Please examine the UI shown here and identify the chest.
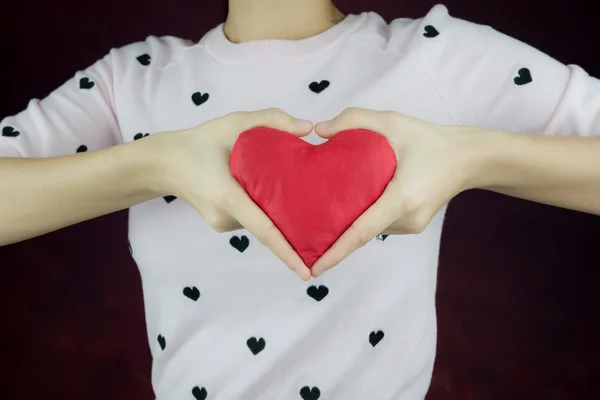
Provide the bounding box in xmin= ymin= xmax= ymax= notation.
xmin=121 ymin=51 xmax=451 ymax=283
xmin=116 ymin=50 xmax=452 ymax=144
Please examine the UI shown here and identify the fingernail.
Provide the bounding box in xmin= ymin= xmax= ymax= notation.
xmin=312 ymin=269 xmax=323 ymax=277
xmin=316 ymin=121 xmax=331 ymax=131
xmin=295 ymin=119 xmax=313 ymax=129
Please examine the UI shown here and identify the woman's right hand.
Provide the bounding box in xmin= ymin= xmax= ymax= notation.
xmin=147 ymin=108 xmax=314 ymax=280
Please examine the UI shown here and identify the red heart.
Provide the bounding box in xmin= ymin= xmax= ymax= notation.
xmin=230 ymin=126 xmax=396 ymax=267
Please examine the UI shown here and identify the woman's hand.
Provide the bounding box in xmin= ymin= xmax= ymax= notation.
xmin=146 ymin=108 xmax=314 ymax=280
xmin=310 ymin=107 xmax=479 ymax=277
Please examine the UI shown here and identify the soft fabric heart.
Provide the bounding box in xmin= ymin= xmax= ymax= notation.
xmin=230 ymin=126 xmax=396 ymax=268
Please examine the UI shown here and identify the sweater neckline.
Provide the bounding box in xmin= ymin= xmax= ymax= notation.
xmin=201 ymin=13 xmax=368 ymax=64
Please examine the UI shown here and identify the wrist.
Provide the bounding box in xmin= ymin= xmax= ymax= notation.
xmin=462 ymin=127 xmax=526 ymax=190
xmin=450 ymin=126 xmax=517 ymax=191
xmin=123 ymin=134 xmax=174 ymax=198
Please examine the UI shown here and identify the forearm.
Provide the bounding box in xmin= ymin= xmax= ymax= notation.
xmin=0 ymin=139 xmax=167 ymax=246
xmin=467 ymin=129 xmax=600 ymax=215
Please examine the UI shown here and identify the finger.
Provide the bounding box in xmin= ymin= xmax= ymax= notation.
xmin=196 ymin=202 xmax=244 ymax=232
xmin=311 ymin=180 xmax=400 ymax=277
xmin=223 ymin=180 xmax=312 ymax=281
xmin=221 ymin=108 xmax=313 ymax=145
xmin=314 ymin=107 xmax=398 ymax=139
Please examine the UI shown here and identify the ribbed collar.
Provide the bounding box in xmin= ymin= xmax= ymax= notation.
xmin=201 ymin=13 xmax=367 ymax=64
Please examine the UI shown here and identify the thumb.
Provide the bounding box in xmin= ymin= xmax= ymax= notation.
xmin=315 ymin=107 xmax=393 ymax=139
xmin=236 ymin=108 xmax=313 ymax=138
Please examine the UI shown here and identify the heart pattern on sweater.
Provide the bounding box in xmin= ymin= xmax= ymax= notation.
xmin=0 ymin=22 xmax=547 ymax=399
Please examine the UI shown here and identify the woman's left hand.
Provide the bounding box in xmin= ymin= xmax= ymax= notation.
xmin=311 ymin=107 xmax=481 ymax=277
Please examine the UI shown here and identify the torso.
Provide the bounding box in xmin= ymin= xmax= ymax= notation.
xmin=120 ymin=8 xmax=453 ymax=399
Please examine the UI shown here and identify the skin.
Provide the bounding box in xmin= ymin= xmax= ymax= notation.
xmin=1 ymin=0 xmax=598 ymax=282
xmin=310 ymin=109 xmax=600 ymax=276
xmin=0 ymin=109 xmax=315 ymax=281
xmin=225 ymin=0 xmax=345 ymax=42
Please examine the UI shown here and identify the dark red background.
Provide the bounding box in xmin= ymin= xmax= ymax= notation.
xmin=1 ymin=1 xmax=599 ymax=399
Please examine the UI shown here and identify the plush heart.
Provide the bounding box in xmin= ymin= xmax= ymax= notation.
xmin=230 ymin=126 xmax=396 ymax=267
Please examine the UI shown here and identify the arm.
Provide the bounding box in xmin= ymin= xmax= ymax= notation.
xmin=466 ymin=129 xmax=600 ymax=215
xmin=0 ymin=141 xmax=163 ymax=246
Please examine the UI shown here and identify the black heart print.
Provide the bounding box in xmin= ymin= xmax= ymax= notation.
xmin=369 ymin=330 xmax=385 ymax=347
xmin=192 ymin=92 xmax=210 ymax=106
xmin=183 ymin=286 xmax=200 ymax=301
xmin=247 ymin=337 xmax=266 ymax=355
xmin=192 ymin=386 xmax=208 ymax=400
xmin=136 ymin=54 xmax=151 ymax=66
xmin=230 ymin=235 xmax=249 ymax=252
xmin=376 ymin=234 xmax=389 ymax=241
xmin=2 ymin=126 xmax=20 ymax=137
xmin=163 ymin=195 xmax=177 ymax=204
xmin=423 ymin=25 xmax=440 ymax=38
xmin=306 ymin=285 xmax=329 ymax=302
xmin=299 ymin=386 xmax=321 ymax=400
xmin=309 ymin=80 xmax=330 ymax=94
xmin=134 ymin=132 xmax=149 ymax=140
xmin=79 ymin=77 xmax=95 ymax=89
xmin=514 ymin=68 xmax=533 ymax=85
xmin=76 ymin=145 xmax=88 ymax=153
xmin=157 ymin=334 xmax=166 ymax=350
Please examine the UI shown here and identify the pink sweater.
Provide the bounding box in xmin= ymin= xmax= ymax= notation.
xmin=1 ymin=4 xmax=599 ymax=399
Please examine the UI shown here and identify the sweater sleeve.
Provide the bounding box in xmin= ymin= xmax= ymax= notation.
xmin=416 ymin=4 xmax=600 ymax=138
xmin=0 ymin=52 xmax=122 ymax=158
